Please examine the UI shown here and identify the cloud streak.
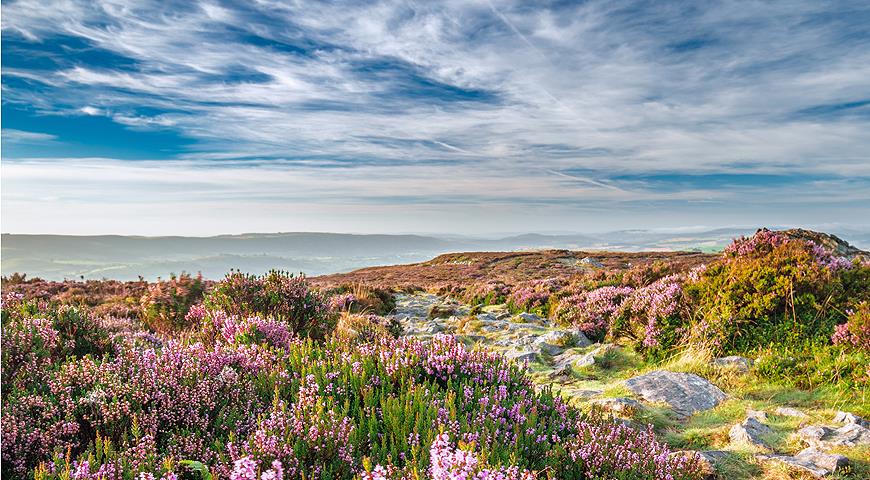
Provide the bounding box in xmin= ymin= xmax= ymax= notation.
xmin=1 ymin=0 xmax=869 ymax=234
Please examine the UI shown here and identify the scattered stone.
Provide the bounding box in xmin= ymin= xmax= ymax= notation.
xmin=580 ymin=256 xmax=604 ymax=268
xmin=533 ymin=339 xmax=564 ymax=356
xmin=624 ymin=370 xmax=727 ymax=417
xmin=505 ymin=349 xmax=538 ymax=364
xmin=758 ymin=447 xmax=848 ymax=478
xmin=591 ymin=397 xmax=644 ymax=416
xmin=536 ymin=330 xmax=577 ymax=348
xmin=729 ymin=417 xmax=773 ymax=450
xmin=746 ymin=409 xmax=768 ymax=422
xmin=775 ymin=407 xmax=809 ymax=419
xmin=833 ymin=411 xmax=868 ymax=427
xmin=495 ymin=312 xmax=511 ymax=320
xmin=712 ymin=356 xmax=753 ymax=373
xmin=514 ymin=312 xmax=546 ymax=324
xmin=425 ymin=322 xmax=443 ymax=333
xmin=798 ymin=422 xmax=870 ymax=448
xmin=475 ymin=313 xmax=499 ymax=322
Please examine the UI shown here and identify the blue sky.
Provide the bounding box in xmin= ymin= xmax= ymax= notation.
xmin=2 ymin=0 xmax=869 ymax=235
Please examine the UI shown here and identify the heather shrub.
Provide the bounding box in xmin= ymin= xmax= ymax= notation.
xmin=506 ymin=278 xmax=564 ymax=315
xmin=139 ymin=272 xmax=205 ymax=334
xmin=609 ymin=275 xmax=687 ymax=359
xmin=553 ymin=286 xmax=633 ymax=342
xmin=3 ymin=293 xmax=700 ymax=479
xmin=205 ymin=270 xmax=335 ymax=340
xmin=334 ymin=312 xmax=403 ymax=343
xmin=327 ymin=284 xmax=397 ymax=315
xmin=684 ymin=230 xmax=866 ymax=353
xmin=832 ymin=301 xmax=870 ymax=351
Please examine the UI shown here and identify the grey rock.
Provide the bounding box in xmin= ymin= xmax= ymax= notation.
xmin=425 ymin=322 xmax=445 ymax=334
xmin=514 ymin=312 xmax=546 ymax=324
xmin=536 ymin=330 xmax=577 ymax=347
xmin=580 ymin=256 xmax=604 ymax=268
xmin=712 ymin=356 xmax=753 ymax=373
xmin=758 ymin=447 xmax=848 ymax=478
xmin=534 ymin=340 xmax=565 ymax=356
xmin=799 ymin=422 xmax=870 ymax=448
xmin=747 ymin=409 xmax=769 ymax=422
xmin=729 ymin=417 xmax=773 ymax=449
xmin=505 ymin=349 xmax=538 ymax=364
xmin=475 ymin=313 xmax=499 ymax=322
xmin=624 ymin=370 xmax=727 ymax=418
xmin=833 ymin=411 xmax=868 ymax=427
xmin=775 ymin=407 xmax=809 ymax=419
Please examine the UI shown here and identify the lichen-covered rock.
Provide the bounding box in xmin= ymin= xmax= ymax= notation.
xmin=505 ymin=349 xmax=538 ymax=363
xmin=514 ymin=312 xmax=546 ymax=324
xmin=833 ymin=411 xmax=868 ymax=427
xmin=798 ymin=422 xmax=870 ymax=448
xmin=729 ymin=417 xmax=773 ymax=450
xmin=757 ymin=447 xmax=848 ymax=478
xmin=624 ymin=370 xmax=727 ymax=417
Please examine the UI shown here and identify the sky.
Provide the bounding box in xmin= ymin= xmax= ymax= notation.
xmin=2 ymin=0 xmax=869 ymax=236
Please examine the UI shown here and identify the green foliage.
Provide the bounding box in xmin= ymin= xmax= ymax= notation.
xmin=138 ymin=272 xmax=205 ymax=334
xmin=205 ymin=269 xmax=335 ymax=340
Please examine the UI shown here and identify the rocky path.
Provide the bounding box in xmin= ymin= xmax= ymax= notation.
xmin=388 ymin=293 xmax=870 ymax=478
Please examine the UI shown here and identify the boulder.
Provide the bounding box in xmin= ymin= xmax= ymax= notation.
xmin=580 ymin=256 xmax=604 ymax=268
xmin=798 ymin=422 xmax=870 ymax=448
xmin=729 ymin=417 xmax=773 ymax=450
xmin=775 ymin=407 xmax=809 ymax=419
xmin=712 ymin=356 xmax=752 ymax=373
xmin=536 ymin=329 xmax=581 ymax=348
xmin=757 ymin=447 xmax=848 ymax=478
xmin=833 ymin=411 xmax=868 ymax=427
xmin=624 ymin=370 xmax=727 ymax=418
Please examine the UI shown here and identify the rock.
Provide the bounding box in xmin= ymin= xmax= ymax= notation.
xmin=580 ymin=256 xmax=604 ymax=268
xmin=514 ymin=312 xmax=546 ymax=324
xmin=758 ymin=447 xmax=848 ymax=478
xmin=533 ymin=340 xmax=564 ymax=356
xmin=591 ymin=397 xmax=644 ymax=416
xmin=712 ymin=356 xmax=753 ymax=373
xmin=536 ymin=330 xmax=577 ymax=348
xmin=425 ymin=322 xmax=445 ymax=334
xmin=675 ymin=451 xmax=729 ymax=480
xmin=505 ymin=349 xmax=538 ymax=364
xmin=746 ymin=409 xmax=768 ymax=422
xmin=833 ymin=411 xmax=868 ymax=427
xmin=729 ymin=417 xmax=773 ymax=450
xmin=798 ymin=422 xmax=870 ymax=448
xmin=775 ymin=407 xmax=809 ymax=419
xmin=475 ymin=313 xmax=499 ymax=322
xmin=624 ymin=370 xmax=727 ymax=418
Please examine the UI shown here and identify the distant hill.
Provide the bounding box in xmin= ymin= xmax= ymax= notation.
xmin=3 ymin=227 xmax=867 ymax=280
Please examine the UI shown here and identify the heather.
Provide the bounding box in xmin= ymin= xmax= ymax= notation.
xmin=0 ymin=286 xmax=700 ymax=479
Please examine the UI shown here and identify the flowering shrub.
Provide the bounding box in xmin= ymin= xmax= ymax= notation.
xmin=1 ymin=294 xmax=699 ymax=480
xmin=832 ymin=302 xmax=870 ymax=351
xmin=685 ymin=229 xmax=868 ymax=353
xmin=506 ymin=278 xmax=564 ymax=315
xmin=139 ymin=272 xmax=205 ymax=334
xmin=205 ymin=270 xmax=335 ymax=340
xmin=614 ymin=275 xmax=686 ymax=357
xmin=553 ymin=286 xmax=633 ymax=341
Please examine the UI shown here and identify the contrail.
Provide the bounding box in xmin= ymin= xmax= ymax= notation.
xmin=547 ymin=169 xmax=623 ymax=192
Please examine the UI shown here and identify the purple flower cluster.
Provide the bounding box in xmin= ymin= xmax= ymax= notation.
xmin=554 ymin=286 xmax=633 ymax=341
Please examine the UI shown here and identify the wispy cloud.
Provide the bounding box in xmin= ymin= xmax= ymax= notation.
xmin=1 ymin=0 xmax=869 ymax=233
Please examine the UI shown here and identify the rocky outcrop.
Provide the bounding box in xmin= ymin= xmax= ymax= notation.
xmin=729 ymin=417 xmax=772 ymax=450
xmin=591 ymin=397 xmax=644 ymax=416
xmin=624 ymin=370 xmax=726 ymax=418
xmin=757 ymin=448 xmax=848 ymax=478
xmin=780 ymin=228 xmax=869 ymax=262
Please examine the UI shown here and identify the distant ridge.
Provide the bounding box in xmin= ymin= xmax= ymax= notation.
xmin=3 ymin=228 xmax=867 ymax=281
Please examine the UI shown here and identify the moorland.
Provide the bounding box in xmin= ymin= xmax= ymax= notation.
xmin=2 ymin=228 xmax=868 ymax=479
